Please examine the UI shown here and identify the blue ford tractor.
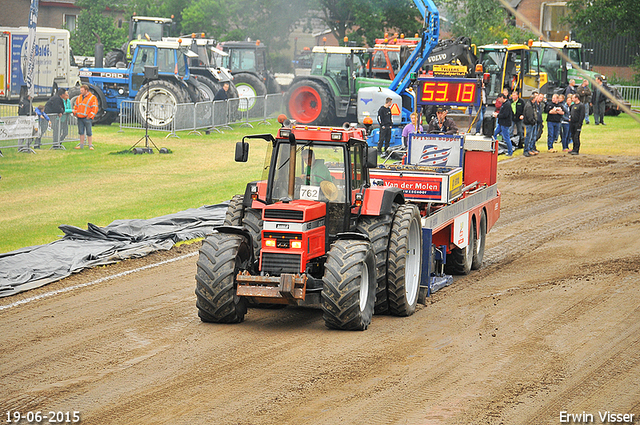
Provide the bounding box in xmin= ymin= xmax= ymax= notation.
xmin=72 ymin=40 xmax=210 ymax=127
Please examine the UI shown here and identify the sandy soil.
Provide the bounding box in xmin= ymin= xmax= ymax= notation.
xmin=1 ymin=152 xmax=639 ymax=425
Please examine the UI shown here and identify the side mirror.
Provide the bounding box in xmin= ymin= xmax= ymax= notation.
xmin=366 ymin=147 xmax=378 ymax=168
xmin=235 ymin=141 xmax=249 ymax=162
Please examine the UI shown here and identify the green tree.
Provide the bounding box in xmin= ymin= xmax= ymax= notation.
xmin=438 ymin=0 xmax=535 ymax=46
xmin=313 ymin=0 xmax=422 ymax=47
xmin=69 ymin=0 xmax=127 ymax=56
xmin=566 ymin=0 xmax=640 ymax=44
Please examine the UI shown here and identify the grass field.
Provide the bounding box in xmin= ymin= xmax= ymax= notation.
xmin=1 ymin=113 xmax=638 ymax=254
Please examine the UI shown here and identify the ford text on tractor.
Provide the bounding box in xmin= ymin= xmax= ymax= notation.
xmin=194 ymin=77 xmax=501 ymax=330
xmin=75 ymin=40 xmax=209 ymax=127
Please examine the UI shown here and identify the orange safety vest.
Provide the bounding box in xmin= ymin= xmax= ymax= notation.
xmin=74 ymin=92 xmax=99 ymax=119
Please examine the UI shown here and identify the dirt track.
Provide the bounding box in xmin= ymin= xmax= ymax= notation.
xmin=1 ymin=153 xmax=640 ymax=425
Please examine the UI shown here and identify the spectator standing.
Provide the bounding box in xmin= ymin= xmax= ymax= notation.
xmin=33 ymin=106 xmax=50 ymax=149
xmin=576 ymin=80 xmax=591 ymax=124
xmin=569 ymin=94 xmax=585 ymax=155
xmin=511 ymin=90 xmax=525 ymax=148
xmin=522 ymin=93 xmax=538 ymax=157
xmin=535 ymin=92 xmax=544 ymax=146
xmin=214 ymin=82 xmax=229 ymax=101
xmin=402 ymin=112 xmax=423 ymax=147
xmin=377 ymin=97 xmax=393 ymax=155
xmin=564 ymin=79 xmax=576 ymax=98
xmin=545 ymin=94 xmax=563 ymax=152
xmin=427 ymin=107 xmax=458 ymax=135
xmin=474 ymin=82 xmax=487 ymax=134
xmin=558 ymin=94 xmax=571 ymax=152
xmin=592 ymin=76 xmax=607 ymax=125
xmin=495 ymin=95 xmax=514 ymax=157
xmin=44 ymin=88 xmax=66 ymax=148
xmin=492 ymin=93 xmax=507 ymax=139
xmin=61 ymin=90 xmax=73 ymax=142
xmin=73 ymin=84 xmax=98 ymax=150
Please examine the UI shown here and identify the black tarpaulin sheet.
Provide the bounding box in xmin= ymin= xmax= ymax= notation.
xmin=0 ymin=203 xmax=228 ymax=298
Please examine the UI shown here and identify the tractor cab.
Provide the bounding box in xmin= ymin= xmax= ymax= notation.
xmin=237 ymin=124 xmax=375 ymax=245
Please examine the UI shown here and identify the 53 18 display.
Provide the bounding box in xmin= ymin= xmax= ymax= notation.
xmin=417 ymin=77 xmax=480 ymax=107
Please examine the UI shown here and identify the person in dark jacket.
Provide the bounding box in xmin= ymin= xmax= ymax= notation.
xmin=377 ymin=97 xmax=393 ymax=154
xmin=44 ymin=88 xmax=67 ymax=147
xmin=535 ymin=92 xmax=544 ymax=144
xmin=522 ymin=92 xmax=538 ymax=157
xmin=592 ymin=76 xmax=607 ymax=125
xmin=427 ymin=106 xmax=458 ymax=135
xmin=569 ymin=94 xmax=585 ymax=155
xmin=511 ymin=90 xmax=525 ymax=148
xmin=495 ymin=96 xmax=514 ymax=156
xmin=576 ymin=80 xmax=591 ymax=124
xmin=18 ymin=94 xmax=33 ymax=116
xmin=214 ymin=82 xmax=229 ymax=101
xmin=545 ymin=94 xmax=563 ymax=152
xmin=558 ymin=94 xmax=571 ymax=152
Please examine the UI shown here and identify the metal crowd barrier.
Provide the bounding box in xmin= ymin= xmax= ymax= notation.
xmin=0 ymin=111 xmax=79 ymax=155
xmin=118 ymin=93 xmax=285 ymax=136
xmin=612 ymin=85 xmax=640 ymax=109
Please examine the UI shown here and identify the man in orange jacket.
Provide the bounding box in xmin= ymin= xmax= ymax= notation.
xmin=73 ymin=84 xmax=99 ymax=150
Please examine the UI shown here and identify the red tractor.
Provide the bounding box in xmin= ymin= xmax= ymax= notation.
xmin=195 ymin=123 xmax=423 ymax=330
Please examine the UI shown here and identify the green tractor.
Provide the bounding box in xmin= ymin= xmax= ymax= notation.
xmin=284 ymin=46 xmax=397 ymax=125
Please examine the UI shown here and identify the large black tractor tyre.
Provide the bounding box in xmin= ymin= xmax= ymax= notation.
xmin=285 ymin=79 xmax=334 ymax=125
xmin=321 ymin=240 xmax=377 ymax=331
xmin=224 ymin=194 xmax=245 ymax=226
xmin=445 ymin=215 xmax=476 ymax=275
xmin=242 ymin=207 xmax=263 ymax=259
xmin=134 ymin=80 xmax=190 ymax=129
xmin=234 ymin=73 xmax=267 ymax=115
xmin=387 ymin=204 xmax=422 ymax=316
xmin=471 ymin=210 xmax=487 ymax=270
xmin=356 ymin=214 xmax=394 ymax=314
xmin=267 ymin=76 xmax=282 ymax=94
xmin=104 ymin=49 xmax=126 ymax=67
xmin=195 ymin=233 xmax=251 ymax=323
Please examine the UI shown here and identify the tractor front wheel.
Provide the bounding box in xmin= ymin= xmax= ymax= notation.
xmin=195 ymin=233 xmax=250 ymax=323
xmin=322 ymin=240 xmax=377 ymax=331
xmin=387 ymin=204 xmax=422 ymax=316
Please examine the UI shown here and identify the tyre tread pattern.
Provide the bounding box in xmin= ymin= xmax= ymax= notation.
xmin=321 ymin=240 xmax=376 ymax=331
xmin=356 ymin=215 xmax=393 ymax=314
xmin=195 ymin=233 xmax=249 ymax=323
xmin=387 ymin=204 xmax=422 ymax=316
xmin=224 ymin=195 xmax=244 ymax=226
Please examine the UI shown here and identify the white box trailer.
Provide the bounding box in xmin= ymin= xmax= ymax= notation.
xmin=0 ymin=27 xmax=80 ymax=101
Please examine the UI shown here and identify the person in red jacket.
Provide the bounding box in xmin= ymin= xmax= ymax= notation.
xmin=73 ymin=85 xmax=98 ymax=150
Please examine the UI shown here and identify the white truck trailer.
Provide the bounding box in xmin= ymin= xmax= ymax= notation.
xmin=0 ymin=26 xmax=80 ymax=101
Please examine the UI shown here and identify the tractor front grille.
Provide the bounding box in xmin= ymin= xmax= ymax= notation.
xmin=261 ymin=252 xmax=301 ymax=275
xmin=264 ymin=209 xmax=304 ymax=221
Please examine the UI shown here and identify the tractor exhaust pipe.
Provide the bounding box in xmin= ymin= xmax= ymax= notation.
xmin=287 ymin=132 xmax=297 ymax=200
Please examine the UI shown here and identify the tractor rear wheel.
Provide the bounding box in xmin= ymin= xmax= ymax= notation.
xmin=195 ymin=233 xmax=251 ymax=323
xmin=445 ymin=216 xmax=476 ymax=275
xmin=356 ymin=215 xmax=393 ymax=314
xmin=134 ymin=80 xmax=190 ymax=128
xmin=285 ymin=80 xmax=333 ymax=125
xmin=387 ymin=204 xmax=422 ymax=316
xmin=471 ymin=210 xmax=487 ymax=270
xmin=322 ymin=240 xmax=377 ymax=331
xmin=224 ymin=195 xmax=244 ymax=226
xmin=104 ymin=49 xmax=125 ymax=67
